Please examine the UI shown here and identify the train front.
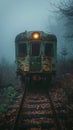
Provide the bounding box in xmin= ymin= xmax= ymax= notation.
xmin=15 ymin=31 xmax=57 ymax=83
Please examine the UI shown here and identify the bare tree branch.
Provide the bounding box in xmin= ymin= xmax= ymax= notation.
xmin=48 ymin=0 xmax=73 ymax=38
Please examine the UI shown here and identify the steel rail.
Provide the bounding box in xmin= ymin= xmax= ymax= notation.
xmin=47 ymin=90 xmax=64 ymax=130
xmin=11 ymin=84 xmax=64 ymax=130
xmin=11 ymin=85 xmax=27 ymax=130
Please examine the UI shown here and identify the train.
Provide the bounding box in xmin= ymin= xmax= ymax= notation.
xmin=15 ymin=31 xmax=57 ymax=85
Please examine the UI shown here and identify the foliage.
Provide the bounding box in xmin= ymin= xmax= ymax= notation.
xmin=6 ymin=86 xmax=17 ymax=99
xmin=0 ymin=58 xmax=16 ymax=87
xmin=0 ymin=104 xmax=8 ymax=113
xmin=57 ymin=57 xmax=73 ymax=76
xmin=0 ymin=86 xmax=17 ymax=113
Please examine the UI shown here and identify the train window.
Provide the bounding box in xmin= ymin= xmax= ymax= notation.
xmin=18 ymin=43 xmax=27 ymax=57
xmin=31 ymin=43 xmax=40 ymax=56
xmin=45 ymin=43 xmax=53 ymax=56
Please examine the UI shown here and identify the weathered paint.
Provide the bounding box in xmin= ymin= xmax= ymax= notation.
xmin=15 ymin=31 xmax=57 ymax=77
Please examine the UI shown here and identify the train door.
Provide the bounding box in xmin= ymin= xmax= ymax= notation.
xmin=30 ymin=42 xmax=41 ymax=71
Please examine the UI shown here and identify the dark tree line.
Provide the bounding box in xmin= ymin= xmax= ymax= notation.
xmin=0 ymin=58 xmax=16 ymax=87
xmin=48 ymin=0 xmax=73 ymax=75
xmin=49 ymin=0 xmax=73 ymax=38
xmin=56 ymin=0 xmax=73 ymax=38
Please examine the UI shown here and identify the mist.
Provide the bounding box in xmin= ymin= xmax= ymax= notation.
xmin=0 ymin=2 xmax=73 ymax=129
xmin=0 ymin=0 xmax=70 ymax=63
xmin=0 ymin=0 xmax=71 ymax=71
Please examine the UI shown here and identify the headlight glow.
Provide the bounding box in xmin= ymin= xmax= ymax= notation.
xmin=33 ymin=32 xmax=40 ymax=39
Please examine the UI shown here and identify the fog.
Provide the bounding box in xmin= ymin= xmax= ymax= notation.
xmin=0 ymin=0 xmax=70 ymax=63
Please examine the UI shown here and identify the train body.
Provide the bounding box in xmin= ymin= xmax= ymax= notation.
xmin=15 ymin=31 xmax=57 ymax=84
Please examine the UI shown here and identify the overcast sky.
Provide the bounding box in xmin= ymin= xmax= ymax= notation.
xmin=0 ymin=0 xmax=65 ymax=63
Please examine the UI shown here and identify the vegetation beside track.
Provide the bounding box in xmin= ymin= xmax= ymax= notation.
xmin=0 ymin=86 xmax=17 ymax=113
xmin=0 ymin=72 xmax=73 ymax=129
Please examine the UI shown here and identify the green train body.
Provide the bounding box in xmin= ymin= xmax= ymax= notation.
xmin=15 ymin=31 xmax=57 ymax=83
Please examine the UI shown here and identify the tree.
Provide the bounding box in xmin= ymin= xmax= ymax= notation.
xmin=49 ymin=0 xmax=73 ymax=38
xmin=0 ymin=58 xmax=16 ymax=87
xmin=57 ymin=0 xmax=73 ymax=38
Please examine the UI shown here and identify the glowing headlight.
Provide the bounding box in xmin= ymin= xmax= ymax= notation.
xmin=33 ymin=32 xmax=40 ymax=39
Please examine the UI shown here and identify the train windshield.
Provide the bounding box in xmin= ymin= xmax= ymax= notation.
xmin=45 ymin=43 xmax=53 ymax=56
xmin=31 ymin=43 xmax=40 ymax=56
xmin=18 ymin=43 xmax=27 ymax=57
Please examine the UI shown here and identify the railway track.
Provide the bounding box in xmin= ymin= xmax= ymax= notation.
xmin=11 ymin=84 xmax=66 ymax=130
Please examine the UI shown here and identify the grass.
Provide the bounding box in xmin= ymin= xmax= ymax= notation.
xmin=0 ymin=86 xmax=17 ymax=113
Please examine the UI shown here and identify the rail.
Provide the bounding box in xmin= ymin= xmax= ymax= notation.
xmin=11 ymin=85 xmax=27 ymax=130
xmin=47 ymin=91 xmax=64 ymax=130
xmin=11 ymin=84 xmax=65 ymax=130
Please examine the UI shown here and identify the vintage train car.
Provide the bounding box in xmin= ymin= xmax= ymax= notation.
xmin=15 ymin=31 xmax=57 ymax=84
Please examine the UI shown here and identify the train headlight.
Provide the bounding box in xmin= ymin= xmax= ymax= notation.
xmin=32 ymin=32 xmax=40 ymax=39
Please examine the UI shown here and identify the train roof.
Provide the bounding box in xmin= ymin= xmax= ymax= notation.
xmin=15 ymin=31 xmax=57 ymax=43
